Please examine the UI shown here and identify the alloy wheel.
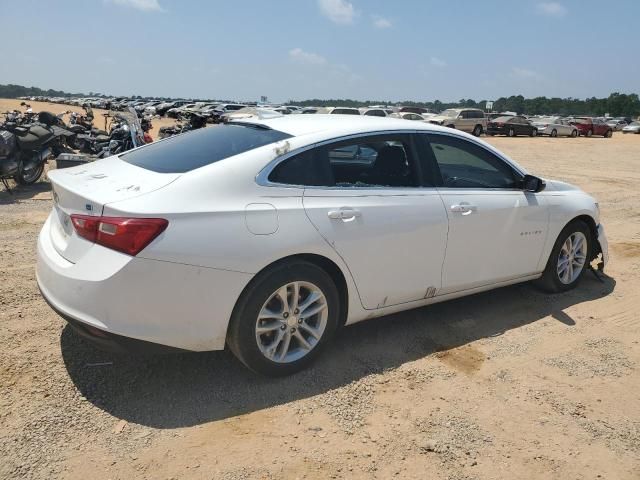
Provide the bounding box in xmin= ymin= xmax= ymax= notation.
xmin=556 ymin=232 xmax=588 ymax=285
xmin=255 ymin=281 xmax=328 ymax=363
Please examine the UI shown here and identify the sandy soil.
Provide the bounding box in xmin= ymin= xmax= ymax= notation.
xmin=1 ymin=100 xmax=639 ymax=479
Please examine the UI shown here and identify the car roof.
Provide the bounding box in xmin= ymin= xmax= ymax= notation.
xmin=236 ymin=114 xmax=449 ymax=138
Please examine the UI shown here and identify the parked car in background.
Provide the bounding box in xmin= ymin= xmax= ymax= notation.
xmin=399 ymin=106 xmax=434 ymax=115
xmin=606 ymin=118 xmax=627 ymax=131
xmin=361 ymin=108 xmax=392 ymax=117
xmin=389 ymin=112 xmax=425 ymax=121
xmin=37 ymin=115 xmax=608 ymax=376
xmin=326 ymin=107 xmax=361 ymax=115
xmin=531 ymin=117 xmax=578 ymax=137
xmin=569 ymin=117 xmax=613 ymax=138
xmin=487 ymin=116 xmax=538 ymax=137
xmin=428 ymin=108 xmax=487 ymax=136
xmin=209 ymin=104 xmax=248 ymax=123
xmin=622 ymin=121 xmax=640 ymax=134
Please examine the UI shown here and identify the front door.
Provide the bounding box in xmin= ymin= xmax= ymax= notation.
xmin=422 ymin=133 xmax=549 ymax=294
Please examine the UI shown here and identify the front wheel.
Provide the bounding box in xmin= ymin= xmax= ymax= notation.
xmin=530 ymin=129 xmax=538 ymax=137
xmin=571 ymin=129 xmax=578 ymax=137
xmin=550 ymin=129 xmax=557 ymax=137
xmin=586 ymin=129 xmax=593 ymax=137
xmin=507 ymin=128 xmax=515 ymax=137
xmin=472 ymin=125 xmax=483 ymax=137
xmin=535 ymin=221 xmax=590 ymax=293
xmin=227 ymin=261 xmax=340 ymax=376
xmin=605 ymin=129 xmax=613 ymax=138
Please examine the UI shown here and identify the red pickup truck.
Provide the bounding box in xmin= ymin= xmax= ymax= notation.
xmin=570 ymin=117 xmax=613 ymax=138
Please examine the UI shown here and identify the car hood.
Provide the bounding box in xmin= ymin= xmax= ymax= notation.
xmin=622 ymin=125 xmax=639 ymax=130
xmin=428 ymin=115 xmax=452 ymax=123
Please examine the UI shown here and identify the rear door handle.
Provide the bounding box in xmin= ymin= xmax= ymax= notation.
xmin=328 ymin=208 xmax=361 ymax=221
xmin=450 ymin=203 xmax=477 ymax=215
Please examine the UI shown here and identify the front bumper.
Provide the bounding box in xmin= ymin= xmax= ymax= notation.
xmin=36 ymin=214 xmax=253 ymax=351
xmin=597 ymin=224 xmax=609 ymax=269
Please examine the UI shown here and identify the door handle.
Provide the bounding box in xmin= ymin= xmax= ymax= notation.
xmin=328 ymin=208 xmax=362 ymax=221
xmin=450 ymin=203 xmax=477 ymax=215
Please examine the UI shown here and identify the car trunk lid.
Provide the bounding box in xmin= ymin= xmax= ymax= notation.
xmin=47 ymin=155 xmax=180 ymax=263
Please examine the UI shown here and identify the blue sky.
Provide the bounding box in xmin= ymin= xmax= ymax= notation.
xmin=1 ymin=0 xmax=638 ymax=102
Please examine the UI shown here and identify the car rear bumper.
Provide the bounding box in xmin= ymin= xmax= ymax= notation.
xmin=36 ymin=213 xmax=253 ymax=352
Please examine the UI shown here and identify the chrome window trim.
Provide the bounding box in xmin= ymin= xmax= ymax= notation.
xmin=255 ymin=128 xmax=526 ymax=190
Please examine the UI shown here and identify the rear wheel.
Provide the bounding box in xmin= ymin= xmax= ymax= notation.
xmin=530 ymin=129 xmax=538 ymax=137
xmin=586 ymin=129 xmax=593 ymax=137
xmin=551 ymin=129 xmax=557 ymax=137
xmin=472 ymin=125 xmax=483 ymax=137
xmin=605 ymin=129 xmax=613 ymax=138
xmin=507 ymin=128 xmax=515 ymax=137
xmin=535 ymin=221 xmax=590 ymax=293
xmin=571 ymin=129 xmax=578 ymax=137
xmin=227 ymin=261 xmax=340 ymax=376
xmin=14 ymin=159 xmax=44 ymax=185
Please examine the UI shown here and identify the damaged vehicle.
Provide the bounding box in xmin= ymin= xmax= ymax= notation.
xmin=37 ymin=115 xmax=608 ymax=376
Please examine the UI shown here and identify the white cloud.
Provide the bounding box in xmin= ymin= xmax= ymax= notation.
xmin=289 ymin=48 xmax=327 ymax=66
xmin=430 ymin=56 xmax=447 ymax=68
xmin=318 ymin=0 xmax=356 ymax=25
xmin=371 ymin=15 xmax=392 ymax=29
xmin=536 ymin=2 xmax=567 ymax=17
xmin=511 ymin=67 xmax=543 ymax=80
xmin=107 ymin=0 xmax=164 ymax=12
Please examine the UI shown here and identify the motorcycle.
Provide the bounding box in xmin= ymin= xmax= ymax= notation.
xmin=0 ymin=111 xmax=71 ymax=187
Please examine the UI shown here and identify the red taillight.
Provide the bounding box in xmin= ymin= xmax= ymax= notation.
xmin=70 ymin=215 xmax=168 ymax=256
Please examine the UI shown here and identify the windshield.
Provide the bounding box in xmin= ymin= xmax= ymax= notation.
xmin=629 ymin=122 xmax=640 ymax=127
xmin=121 ymin=124 xmax=292 ymax=173
xmin=441 ymin=109 xmax=459 ymax=118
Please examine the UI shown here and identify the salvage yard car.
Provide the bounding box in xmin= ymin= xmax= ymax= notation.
xmin=531 ymin=117 xmax=579 ymax=137
xmin=428 ymin=108 xmax=487 ymax=136
xmin=36 ymin=115 xmax=608 ymax=376
xmin=570 ymin=117 xmax=613 ymax=137
xmin=487 ymin=115 xmax=538 ymax=137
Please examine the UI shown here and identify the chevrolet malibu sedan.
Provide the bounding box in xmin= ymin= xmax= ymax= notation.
xmin=37 ymin=116 xmax=608 ymax=376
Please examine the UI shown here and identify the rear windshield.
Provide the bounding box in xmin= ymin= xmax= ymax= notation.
xmin=120 ymin=124 xmax=291 ymax=173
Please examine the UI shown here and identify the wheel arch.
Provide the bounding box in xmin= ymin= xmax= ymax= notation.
xmin=234 ymin=253 xmax=350 ymax=329
xmin=564 ymin=214 xmax=599 ymax=261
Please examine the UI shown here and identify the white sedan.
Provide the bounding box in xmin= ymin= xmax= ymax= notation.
xmin=37 ymin=116 xmax=608 ymax=375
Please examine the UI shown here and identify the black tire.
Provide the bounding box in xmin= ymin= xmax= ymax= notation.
xmin=507 ymin=128 xmax=515 ymax=137
xmin=227 ymin=260 xmax=340 ymax=376
xmin=551 ymin=129 xmax=557 ymax=137
xmin=534 ymin=220 xmax=591 ymax=293
xmin=586 ymin=129 xmax=593 ymax=137
xmin=14 ymin=160 xmax=44 ymax=185
xmin=472 ymin=125 xmax=483 ymax=137
xmin=571 ymin=129 xmax=578 ymax=137
xmin=604 ymin=129 xmax=613 ymax=138
xmin=530 ymin=128 xmax=538 ymax=137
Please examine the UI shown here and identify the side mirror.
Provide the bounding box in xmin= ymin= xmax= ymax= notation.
xmin=523 ymin=174 xmax=546 ymax=193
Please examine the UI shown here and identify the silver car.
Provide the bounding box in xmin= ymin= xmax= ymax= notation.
xmin=622 ymin=121 xmax=640 ymax=134
xmin=532 ymin=117 xmax=578 ymax=137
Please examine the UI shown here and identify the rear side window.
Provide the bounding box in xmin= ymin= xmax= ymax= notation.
xmin=121 ymin=124 xmax=291 ymax=173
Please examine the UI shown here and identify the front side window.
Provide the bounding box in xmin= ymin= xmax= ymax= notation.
xmin=268 ymin=135 xmax=420 ymax=188
xmin=426 ymin=134 xmax=521 ymax=189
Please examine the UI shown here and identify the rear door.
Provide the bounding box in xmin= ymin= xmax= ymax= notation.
xmin=419 ymin=132 xmax=549 ymax=293
xmin=270 ymin=133 xmax=449 ymax=309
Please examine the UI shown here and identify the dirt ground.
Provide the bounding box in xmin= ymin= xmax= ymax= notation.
xmin=1 ymin=99 xmax=639 ymax=480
